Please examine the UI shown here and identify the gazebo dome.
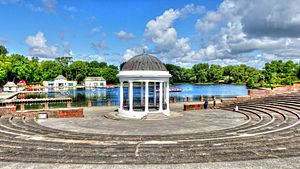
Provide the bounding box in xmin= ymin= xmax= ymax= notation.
xmin=122 ymin=53 xmax=167 ymax=71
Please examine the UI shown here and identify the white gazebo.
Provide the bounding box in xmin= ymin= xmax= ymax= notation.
xmin=117 ymin=53 xmax=172 ymax=119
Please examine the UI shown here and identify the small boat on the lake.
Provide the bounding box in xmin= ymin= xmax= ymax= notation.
xmin=156 ymin=88 xmax=182 ymax=92
xmin=169 ymin=88 xmax=182 ymax=92
xmin=106 ymin=84 xmax=118 ymax=88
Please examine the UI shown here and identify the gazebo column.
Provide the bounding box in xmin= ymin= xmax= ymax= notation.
xmin=119 ymin=81 xmax=123 ymax=110
xmin=145 ymin=81 xmax=149 ymax=113
xmin=159 ymin=82 xmax=163 ymax=111
xmin=140 ymin=82 xmax=144 ymax=105
xmin=166 ymin=81 xmax=170 ymax=112
xmin=129 ymin=81 xmax=133 ymax=111
xmin=163 ymin=82 xmax=166 ymax=109
xmin=153 ymin=82 xmax=157 ymax=106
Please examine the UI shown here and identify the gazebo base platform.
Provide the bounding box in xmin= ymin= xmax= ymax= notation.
xmin=105 ymin=111 xmax=182 ymax=120
xmin=117 ymin=108 xmax=171 ymax=119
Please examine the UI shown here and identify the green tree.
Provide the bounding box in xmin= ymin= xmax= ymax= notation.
xmin=0 ymin=45 xmax=8 ymax=55
xmin=89 ymin=61 xmax=107 ymax=68
xmin=55 ymin=57 xmax=72 ymax=66
xmin=40 ymin=61 xmax=64 ymax=81
xmin=55 ymin=57 xmax=73 ymax=78
xmin=0 ymin=54 xmax=11 ymax=86
xmin=192 ymin=63 xmax=209 ymax=83
xmin=119 ymin=62 xmax=126 ymax=70
xmin=208 ymin=64 xmax=223 ymax=82
xmin=165 ymin=64 xmax=182 ymax=84
xmin=101 ymin=67 xmax=118 ymax=84
xmin=180 ymin=68 xmax=196 ymax=82
xmin=9 ymin=54 xmax=31 ymax=81
xmin=69 ymin=61 xmax=89 ymax=82
xmin=264 ymin=60 xmax=299 ymax=86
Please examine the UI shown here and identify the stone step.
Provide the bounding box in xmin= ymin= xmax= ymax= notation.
xmin=143 ymin=113 xmax=168 ymax=120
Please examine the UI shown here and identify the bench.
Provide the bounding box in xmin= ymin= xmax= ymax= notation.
xmin=184 ymin=103 xmax=204 ymax=111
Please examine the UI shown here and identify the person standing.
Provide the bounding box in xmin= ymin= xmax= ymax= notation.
xmin=212 ymin=96 xmax=216 ymax=109
xmin=204 ymin=99 xmax=208 ymax=109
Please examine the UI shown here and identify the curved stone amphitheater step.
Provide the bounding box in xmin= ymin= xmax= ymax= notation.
xmin=0 ymin=92 xmax=299 ymax=164
xmin=142 ymin=113 xmax=168 ymax=120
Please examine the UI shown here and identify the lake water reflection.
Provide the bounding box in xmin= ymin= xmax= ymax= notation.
xmin=23 ymin=84 xmax=248 ymax=109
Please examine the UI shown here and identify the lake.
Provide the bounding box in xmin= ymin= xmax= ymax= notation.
xmin=21 ymin=84 xmax=248 ymax=110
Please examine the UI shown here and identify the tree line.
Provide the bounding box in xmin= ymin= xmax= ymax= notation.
xmin=166 ymin=61 xmax=300 ymax=88
xmin=0 ymin=46 xmax=119 ymax=86
xmin=1 ymin=45 xmax=300 ymax=88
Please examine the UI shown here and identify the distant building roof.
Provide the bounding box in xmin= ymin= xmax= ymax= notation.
xmin=55 ymin=75 xmax=67 ymax=80
xmin=121 ymin=53 xmax=167 ymax=71
xmin=84 ymin=77 xmax=106 ymax=81
xmin=4 ymin=82 xmax=17 ymax=87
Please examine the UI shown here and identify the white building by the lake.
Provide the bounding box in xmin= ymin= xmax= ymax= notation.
xmin=43 ymin=75 xmax=77 ymax=89
xmin=3 ymin=82 xmax=17 ymax=92
xmin=84 ymin=77 xmax=106 ymax=88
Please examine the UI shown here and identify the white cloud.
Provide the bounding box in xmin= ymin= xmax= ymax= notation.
xmin=91 ymin=28 xmax=101 ymax=34
xmin=26 ymin=32 xmax=59 ymax=58
xmin=91 ymin=39 xmax=109 ymax=51
xmin=27 ymin=0 xmax=56 ymax=13
xmin=179 ymin=4 xmax=205 ymax=17
xmin=191 ymin=0 xmax=300 ymax=66
xmin=115 ymin=30 xmax=135 ymax=40
xmin=195 ymin=11 xmax=223 ymax=32
xmin=89 ymin=16 xmax=97 ymax=22
xmin=76 ymin=54 xmax=106 ymax=62
xmin=41 ymin=0 xmax=56 ymax=12
xmin=62 ymin=41 xmax=73 ymax=57
xmin=0 ymin=0 xmax=20 ymax=4
xmin=134 ymin=1 xmax=300 ymax=68
xmin=64 ymin=5 xmax=77 ymax=12
xmin=123 ymin=48 xmax=140 ymax=61
xmin=143 ymin=4 xmax=205 ymax=63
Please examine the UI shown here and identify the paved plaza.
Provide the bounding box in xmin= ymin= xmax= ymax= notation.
xmin=38 ymin=103 xmax=246 ymax=135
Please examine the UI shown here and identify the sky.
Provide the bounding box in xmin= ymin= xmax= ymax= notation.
xmin=1 ymin=0 xmax=300 ymax=69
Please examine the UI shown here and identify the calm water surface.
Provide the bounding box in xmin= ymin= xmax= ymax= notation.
xmin=22 ymin=84 xmax=248 ymax=109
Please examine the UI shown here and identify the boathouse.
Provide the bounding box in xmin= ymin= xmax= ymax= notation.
xmin=117 ymin=53 xmax=172 ymax=119
xmin=84 ymin=77 xmax=106 ymax=88
xmin=43 ymin=75 xmax=77 ymax=89
xmin=3 ymin=82 xmax=17 ymax=92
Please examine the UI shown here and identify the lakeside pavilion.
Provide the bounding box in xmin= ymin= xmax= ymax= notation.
xmin=117 ymin=53 xmax=172 ymax=119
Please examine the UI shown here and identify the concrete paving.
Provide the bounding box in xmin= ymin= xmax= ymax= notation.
xmin=1 ymin=157 xmax=299 ymax=169
xmin=38 ymin=104 xmax=246 ymax=135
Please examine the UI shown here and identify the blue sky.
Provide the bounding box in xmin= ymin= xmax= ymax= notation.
xmin=1 ymin=0 xmax=300 ymax=68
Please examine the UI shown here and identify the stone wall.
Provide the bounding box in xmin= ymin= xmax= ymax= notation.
xmin=47 ymin=108 xmax=84 ymax=118
xmin=221 ymin=82 xmax=300 ymax=105
xmin=0 ymin=106 xmax=83 ymax=118
xmin=248 ymin=82 xmax=300 ymax=98
xmin=0 ymin=106 xmax=17 ymax=117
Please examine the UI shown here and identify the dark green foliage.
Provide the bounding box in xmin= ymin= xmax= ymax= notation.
xmin=165 ymin=64 xmax=182 ymax=84
xmin=165 ymin=61 xmax=300 ymax=89
xmin=0 ymin=45 xmax=8 ymax=55
xmin=208 ymin=64 xmax=223 ymax=82
xmin=0 ymin=50 xmax=121 ymax=86
xmin=192 ymin=63 xmax=209 ymax=83
xmin=119 ymin=62 xmax=126 ymax=70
